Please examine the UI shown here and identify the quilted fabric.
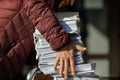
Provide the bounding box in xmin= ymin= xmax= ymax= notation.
xmin=0 ymin=0 xmax=69 ymax=80
xmin=0 ymin=0 xmax=35 ymax=80
xmin=23 ymin=0 xmax=70 ymax=50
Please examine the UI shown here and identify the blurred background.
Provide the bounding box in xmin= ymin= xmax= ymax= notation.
xmin=55 ymin=0 xmax=120 ymax=78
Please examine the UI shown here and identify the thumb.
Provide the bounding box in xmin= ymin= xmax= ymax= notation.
xmin=75 ymin=44 xmax=87 ymax=51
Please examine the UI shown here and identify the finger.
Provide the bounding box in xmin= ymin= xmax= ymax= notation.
xmin=59 ymin=1 xmax=65 ymax=8
xmin=54 ymin=58 xmax=59 ymax=71
xmin=66 ymin=0 xmax=69 ymax=5
xmin=69 ymin=55 xmax=75 ymax=75
xmin=75 ymin=44 xmax=87 ymax=51
xmin=59 ymin=59 xmax=64 ymax=77
xmin=70 ymin=0 xmax=75 ymax=6
xmin=64 ymin=59 xmax=69 ymax=79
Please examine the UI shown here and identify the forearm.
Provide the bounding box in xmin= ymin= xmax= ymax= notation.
xmin=23 ymin=0 xmax=70 ymax=50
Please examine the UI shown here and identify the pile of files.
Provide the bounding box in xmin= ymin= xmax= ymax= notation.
xmin=33 ymin=12 xmax=100 ymax=80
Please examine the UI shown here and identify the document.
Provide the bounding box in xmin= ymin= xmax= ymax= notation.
xmin=33 ymin=12 xmax=99 ymax=80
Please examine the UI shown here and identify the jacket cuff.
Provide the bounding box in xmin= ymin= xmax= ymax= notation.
xmin=51 ymin=34 xmax=70 ymax=51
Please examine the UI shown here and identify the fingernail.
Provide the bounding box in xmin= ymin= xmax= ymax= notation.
xmin=60 ymin=75 xmax=62 ymax=77
xmin=72 ymin=73 xmax=75 ymax=76
xmin=65 ymin=76 xmax=68 ymax=79
xmin=84 ymin=47 xmax=87 ymax=50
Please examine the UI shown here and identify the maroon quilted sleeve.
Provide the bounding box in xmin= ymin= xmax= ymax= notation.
xmin=23 ymin=0 xmax=70 ymax=50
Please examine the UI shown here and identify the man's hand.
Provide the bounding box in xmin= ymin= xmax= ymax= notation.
xmin=59 ymin=0 xmax=75 ymax=8
xmin=53 ymin=43 xmax=86 ymax=79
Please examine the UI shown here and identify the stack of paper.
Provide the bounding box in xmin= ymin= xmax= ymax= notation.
xmin=55 ymin=73 xmax=100 ymax=80
xmin=33 ymin=28 xmax=84 ymax=69
xmin=55 ymin=12 xmax=80 ymax=33
xmin=33 ymin=12 xmax=100 ymax=80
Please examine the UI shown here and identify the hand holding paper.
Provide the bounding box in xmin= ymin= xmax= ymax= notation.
xmin=54 ymin=43 xmax=86 ymax=79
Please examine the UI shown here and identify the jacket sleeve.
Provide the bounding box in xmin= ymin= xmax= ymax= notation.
xmin=23 ymin=0 xmax=70 ymax=50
